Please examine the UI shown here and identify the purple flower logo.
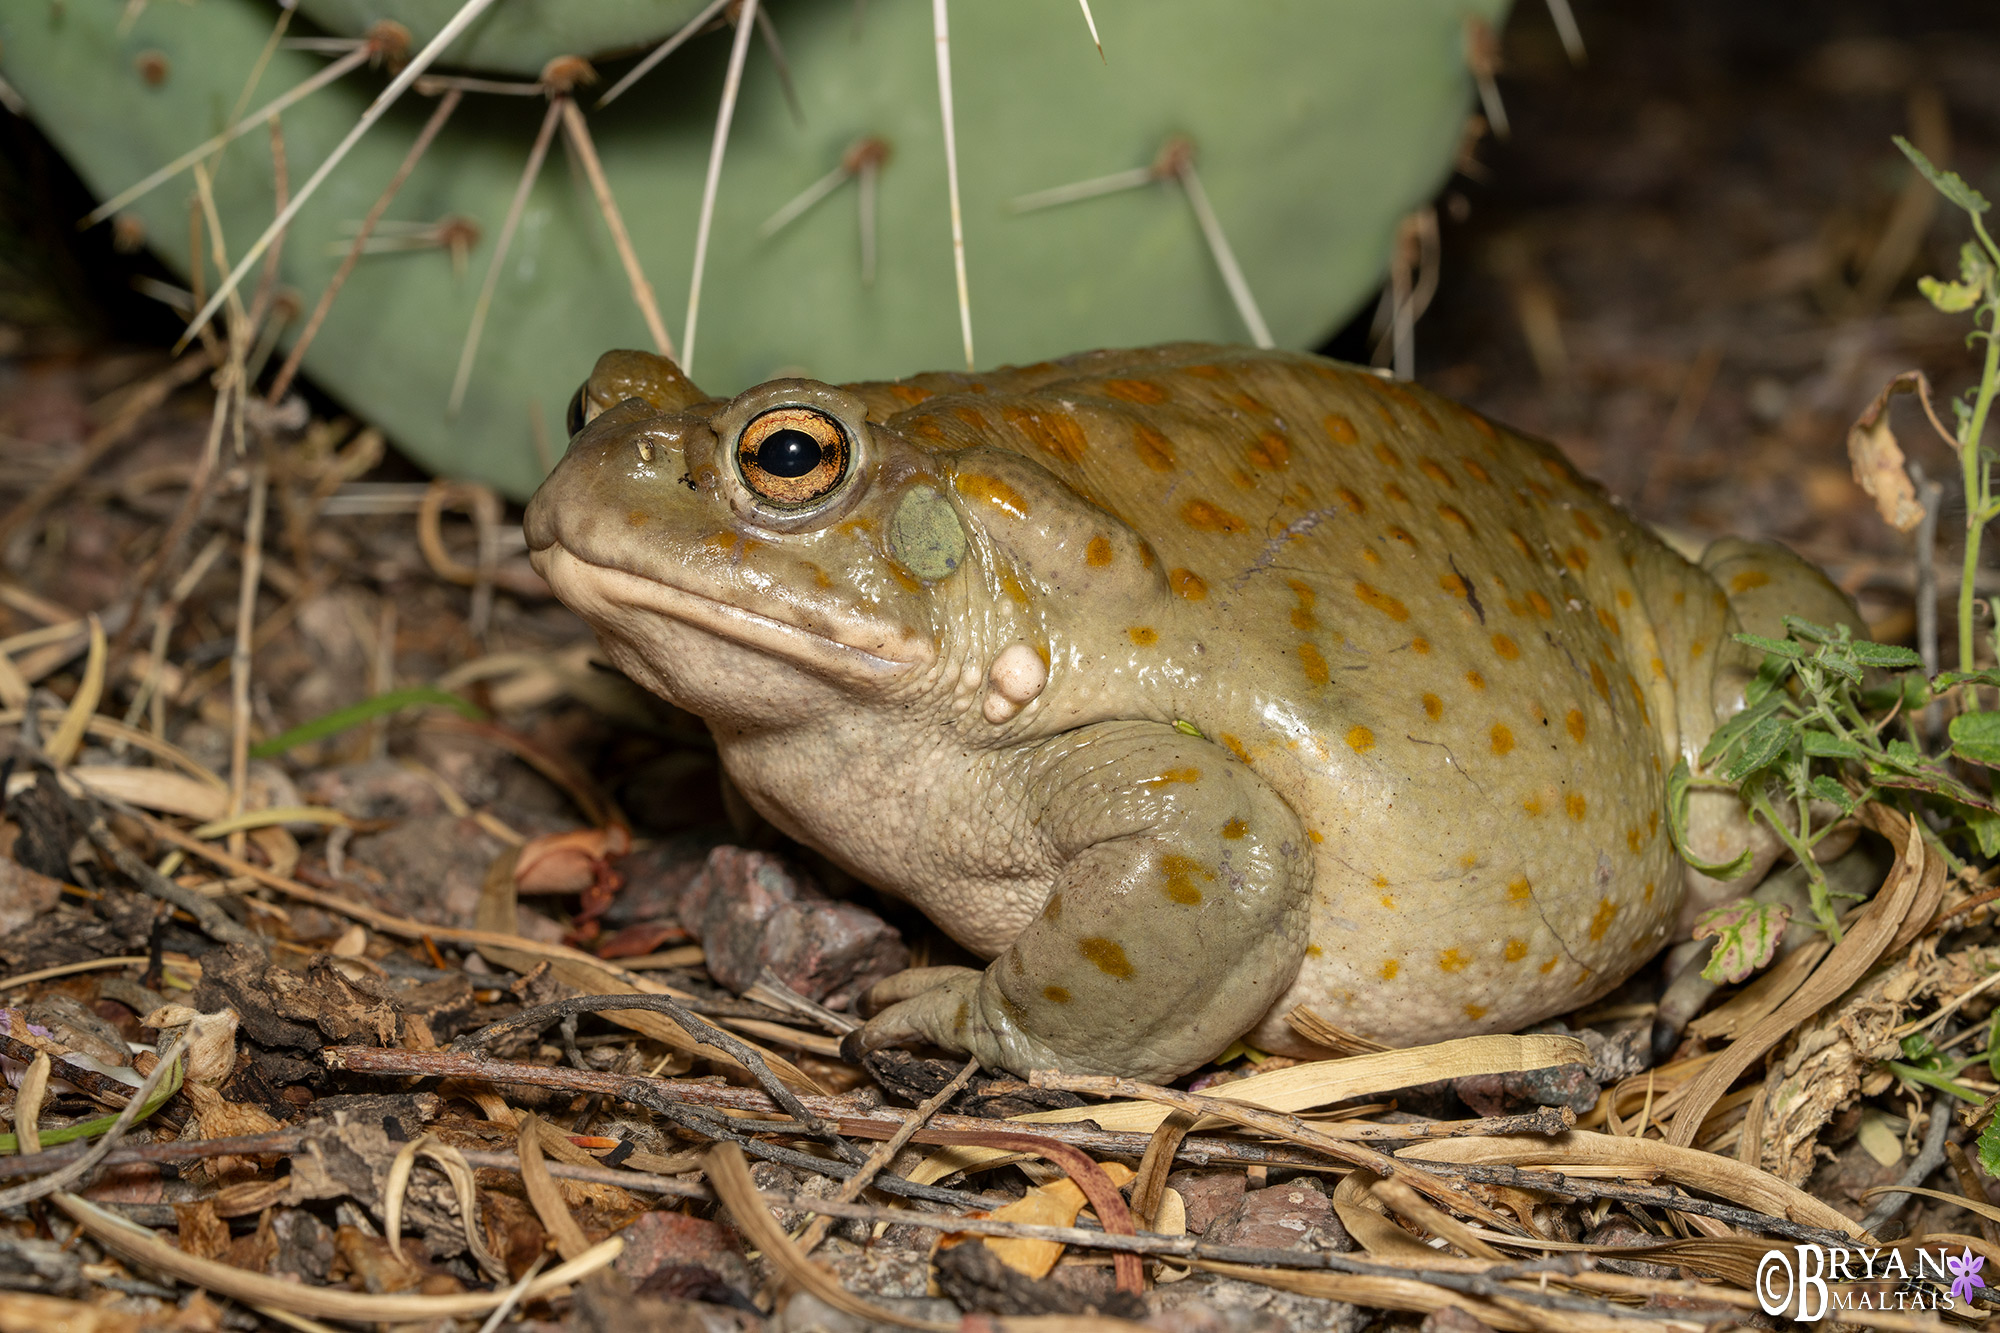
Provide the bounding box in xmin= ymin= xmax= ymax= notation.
xmin=1949 ymin=1249 xmax=1986 ymax=1305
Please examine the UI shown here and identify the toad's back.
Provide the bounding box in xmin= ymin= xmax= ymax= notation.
xmin=849 ymin=345 xmax=1740 ymax=1046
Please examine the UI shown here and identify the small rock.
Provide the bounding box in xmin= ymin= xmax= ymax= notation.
xmin=615 ymin=1210 xmax=756 ymax=1300
xmin=1151 ymin=1274 xmax=1364 ymax=1333
xmin=1421 ymin=1307 xmax=1499 ymax=1333
xmin=1204 ymin=1179 xmax=1349 ymax=1253
xmin=682 ymin=847 xmax=906 ymax=1008
xmin=270 ymin=1209 xmax=337 ymax=1284
xmin=1451 ymin=1063 xmax=1598 ymax=1118
xmin=760 ymin=900 xmax=909 ymax=1012
xmin=0 ymin=856 xmax=64 ymax=935
xmin=934 ymin=1239 xmax=1146 ymax=1319
xmin=344 ymin=814 xmax=506 ymax=929
xmin=1167 ymin=1170 xmax=1248 ymax=1237
xmin=1577 ymin=1021 xmax=1652 ymax=1083
xmin=602 ymin=836 xmax=722 ymax=932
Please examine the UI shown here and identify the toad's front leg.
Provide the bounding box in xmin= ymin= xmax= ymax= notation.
xmin=845 ymin=722 xmax=1312 ymax=1081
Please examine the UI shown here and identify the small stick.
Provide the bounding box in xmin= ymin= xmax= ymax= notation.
xmin=449 ymin=97 xmax=564 ymax=416
xmin=681 ymin=0 xmax=760 ymax=375
xmin=269 ymin=89 xmax=463 ymax=404
xmin=1172 ymin=147 xmax=1273 ymax=348
xmin=82 ymin=45 xmax=373 ymax=230
xmin=178 ymin=0 xmax=505 ymax=350
xmin=796 ymin=1056 xmax=977 ymax=1256
xmin=559 ymin=100 xmax=673 ymax=358
xmin=226 ymin=464 xmax=268 ymax=863
xmin=595 ymin=0 xmax=732 ymax=109
xmin=931 ymin=0 xmax=974 ymax=370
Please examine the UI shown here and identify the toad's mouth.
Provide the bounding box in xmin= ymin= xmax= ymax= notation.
xmin=533 ymin=544 xmax=931 ymax=683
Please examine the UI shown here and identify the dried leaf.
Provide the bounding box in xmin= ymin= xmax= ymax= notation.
xmin=1846 ymin=383 xmax=1927 ymax=533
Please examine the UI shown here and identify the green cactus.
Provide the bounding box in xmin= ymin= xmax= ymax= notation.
xmin=0 ymin=0 xmax=1507 ymax=500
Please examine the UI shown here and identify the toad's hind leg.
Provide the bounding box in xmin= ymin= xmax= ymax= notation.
xmin=843 ymin=722 xmax=1312 ymax=1081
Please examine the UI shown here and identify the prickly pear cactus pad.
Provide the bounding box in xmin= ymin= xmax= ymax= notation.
xmin=0 ymin=0 xmax=1506 ymax=499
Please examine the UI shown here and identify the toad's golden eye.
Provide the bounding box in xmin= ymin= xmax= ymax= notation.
xmin=736 ymin=406 xmax=851 ymax=507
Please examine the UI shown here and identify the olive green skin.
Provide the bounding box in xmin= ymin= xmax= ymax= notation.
xmin=524 ymin=343 xmax=1858 ymax=1079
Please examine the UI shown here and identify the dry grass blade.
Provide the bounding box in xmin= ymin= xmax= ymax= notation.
xmin=450 ymin=97 xmax=563 ymax=416
xmin=1368 ymin=1176 xmax=1506 ymax=1260
xmin=55 ymin=1192 xmax=619 ymax=1319
xmin=80 ymin=47 xmax=371 ymax=230
xmin=917 ymin=1033 xmax=1586 ymax=1182
xmin=44 ymin=614 xmax=104 ymax=767
xmin=179 ymin=0 xmax=505 ymax=349
xmin=519 ymin=1113 xmax=592 ymax=1259
xmin=559 ymin=100 xmax=673 ymax=358
xmin=705 ymin=1142 xmax=958 ymax=1332
xmin=1129 ymin=1110 xmax=1194 ymax=1230
xmin=227 ymin=463 xmax=268 ymax=861
xmin=1287 ymin=1006 xmax=1390 ymax=1055
xmin=1190 ymin=1261 xmax=1700 ymax=1333
xmin=1032 ymin=1071 xmax=1522 ymax=1232
xmin=16 ymin=1053 xmax=50 ymax=1157
xmin=1858 ymin=1184 xmax=2000 ymax=1228
xmin=381 ymin=1136 xmax=506 ymax=1279
xmin=1401 ymin=1130 xmax=1865 ymax=1237
xmin=920 ymin=1128 xmax=1144 ymax=1292
xmin=269 ymin=89 xmax=463 ymax=403
xmin=931 ymin=0 xmax=974 ymax=369
xmin=1666 ymin=805 xmax=1930 ymax=1145
xmin=681 ymin=0 xmax=758 ymax=375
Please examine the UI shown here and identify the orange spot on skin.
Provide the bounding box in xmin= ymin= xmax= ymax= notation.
xmin=1564 ymin=545 xmax=1590 ymax=573
xmin=1384 ymin=482 xmax=1411 ymax=505
xmin=1086 ymin=536 xmax=1115 ymax=567
xmin=1466 ymin=411 xmax=1498 ymax=441
xmin=956 ymin=473 xmax=1030 ymax=520
xmin=1170 ymin=568 xmax=1209 ymax=600
xmin=1504 ymin=939 xmax=1528 ymax=962
xmin=1690 ymin=637 xmax=1708 ymax=659
xmin=1000 ymin=571 xmax=1030 ymax=605
xmin=1301 ymin=644 xmax=1332 ymax=686
xmin=1730 ymin=568 xmax=1770 ymax=594
xmin=1220 ymin=733 xmax=1249 ymax=762
xmin=1644 ymin=880 xmax=1656 ymax=902
xmin=1078 ymin=938 xmax=1133 ymax=978
xmin=1588 ymin=898 xmax=1617 ymax=942
xmin=1381 ymin=959 xmax=1400 ymax=980
xmin=1152 ymin=767 xmax=1201 ymax=785
xmin=1249 ymin=433 xmax=1291 ymax=470
xmin=1590 ymin=662 xmax=1610 ymax=702
xmin=1438 ymin=504 xmax=1473 ymax=533
xmin=1386 ymin=526 xmax=1417 ymax=549
xmin=1626 ymin=828 xmax=1644 ymax=854
xmin=888 ymin=382 xmax=931 ymax=404
xmin=1411 ymin=636 xmax=1431 ymax=654
xmin=1540 ymin=956 xmax=1560 ymax=974
xmin=1324 ymin=413 xmax=1359 ymax=444
xmin=1337 ymin=486 xmax=1368 ymax=514
xmin=1160 ymin=854 xmax=1212 ymax=905
xmin=1438 ymin=948 xmax=1469 ymax=973
xmin=953 ymin=406 xmax=989 ymax=431
xmin=1463 ymin=1003 xmax=1488 ymax=1021
xmin=1422 ymin=692 xmax=1443 ymax=720
xmin=1043 ymin=894 xmax=1062 ymax=923
xmin=1523 ymin=794 xmax=1544 ymax=816
xmin=1491 ymin=633 xmax=1520 ymax=660
xmin=1441 ymin=573 xmax=1469 ymax=598
xmin=1508 ymin=877 xmax=1533 ymax=902
xmin=1305 ymin=943 xmax=1323 ymax=957
xmin=1307 ymin=828 xmax=1324 ymax=844
xmin=1463 ymin=458 xmax=1492 ymax=483
xmin=1131 ymin=423 xmax=1177 ymax=472
xmin=1419 ymin=458 xmax=1456 ymax=487
xmin=1222 ymin=818 xmax=1248 ymax=840
xmin=625 ymin=510 xmax=649 ymax=528
xmin=1566 ymin=709 xmax=1587 ymax=743
xmin=1458 ymin=852 xmax=1479 ymax=870
xmin=1128 ymin=627 xmax=1158 ymax=646
xmin=1596 ymin=607 xmax=1621 ymax=635
xmin=1043 ymin=985 xmax=1071 ymax=1004
xmin=1182 ymin=498 xmax=1247 ymax=533
xmin=1345 ymin=724 xmax=1374 ymax=753
xmin=1102 ymin=377 xmax=1169 ymax=403
xmin=1354 ymin=582 xmax=1410 ymax=621
xmin=1002 ymin=405 xmax=1088 ymax=463
xmin=1649 ymin=655 xmax=1666 ymax=680
xmin=1182 ymin=363 xmax=1228 ymax=379
xmin=1507 ymin=530 xmax=1532 ymax=558
xmin=888 ymin=563 xmax=924 ymax=593
xmin=1381 ymin=894 xmax=1397 ymax=909
xmin=909 ymin=418 xmax=947 ymax=442
xmin=1362 ymin=548 xmax=1383 ymax=566
xmin=1374 ymin=443 xmax=1403 ymax=470
xmin=1527 ymin=591 xmax=1553 ymax=618
xmin=1566 ymin=792 xmax=1588 ymax=821
xmin=1288 ymin=580 xmax=1318 ymax=629
xmin=1574 ymin=511 xmax=1604 ymax=541
xmin=1490 ymin=723 xmax=1514 ymax=755
xmin=1466 ymin=670 xmax=1486 ymax=691
xmin=1616 ymin=588 xmax=1633 ymax=609
xmin=837 ymin=517 xmax=877 ymax=536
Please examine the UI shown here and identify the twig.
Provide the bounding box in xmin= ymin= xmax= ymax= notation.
xmin=0 ymin=1034 xmax=184 ymax=1210
xmin=1860 ymin=1095 xmax=1955 ymax=1235
xmin=453 ymin=992 xmax=861 ymax=1164
xmin=797 ymin=1057 xmax=977 ymax=1255
xmin=227 ymin=463 xmax=268 ymax=862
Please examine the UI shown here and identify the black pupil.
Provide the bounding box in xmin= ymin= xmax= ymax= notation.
xmin=756 ymin=428 xmax=824 ymax=478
